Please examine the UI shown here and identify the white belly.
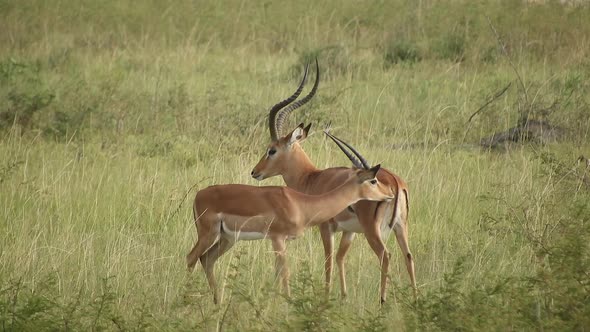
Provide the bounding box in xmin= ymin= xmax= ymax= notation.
xmin=221 ymin=222 xmax=268 ymax=241
xmin=333 ymin=204 xmax=396 ymax=238
xmin=335 ymin=218 xmax=364 ymax=233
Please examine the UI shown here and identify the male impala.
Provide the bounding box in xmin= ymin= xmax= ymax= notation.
xmin=251 ymin=60 xmax=416 ymax=303
xmin=187 ymin=134 xmax=393 ymax=304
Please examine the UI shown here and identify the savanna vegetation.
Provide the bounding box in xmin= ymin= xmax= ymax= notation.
xmin=1 ymin=0 xmax=589 ymax=330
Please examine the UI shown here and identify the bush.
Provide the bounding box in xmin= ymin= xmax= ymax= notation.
xmin=0 ymin=59 xmax=54 ymax=131
xmin=384 ymin=40 xmax=421 ymax=66
xmin=401 ymin=153 xmax=590 ymax=330
xmin=433 ymin=33 xmax=466 ymax=62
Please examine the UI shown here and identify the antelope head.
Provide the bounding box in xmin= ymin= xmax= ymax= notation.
xmin=251 ymin=59 xmax=320 ymax=180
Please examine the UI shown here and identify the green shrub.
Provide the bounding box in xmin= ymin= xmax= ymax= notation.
xmin=433 ymin=33 xmax=466 ymax=62
xmin=0 ymin=59 xmax=54 ymax=131
xmin=283 ymin=263 xmax=339 ymax=331
xmin=400 ymin=152 xmax=590 ymax=330
xmin=384 ymin=40 xmax=421 ymax=66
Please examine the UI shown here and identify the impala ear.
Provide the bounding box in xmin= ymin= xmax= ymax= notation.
xmin=357 ymin=164 xmax=381 ymax=182
xmin=303 ymin=123 xmax=312 ymax=136
xmin=287 ymin=123 xmax=310 ymax=146
xmin=369 ymin=164 xmax=381 ymax=178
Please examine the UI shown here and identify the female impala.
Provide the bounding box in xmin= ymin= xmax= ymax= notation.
xmin=187 ymin=134 xmax=393 ymax=304
xmin=251 ymin=60 xmax=416 ymax=303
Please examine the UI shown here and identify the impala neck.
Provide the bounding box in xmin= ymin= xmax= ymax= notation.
xmin=281 ymin=144 xmax=319 ymax=191
xmin=299 ymin=179 xmax=359 ymax=226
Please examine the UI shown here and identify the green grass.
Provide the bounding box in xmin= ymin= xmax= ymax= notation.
xmin=1 ymin=0 xmax=590 ymax=330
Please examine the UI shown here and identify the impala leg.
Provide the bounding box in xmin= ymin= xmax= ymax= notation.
xmin=186 ymin=220 xmax=220 ymax=271
xmin=271 ymin=236 xmax=290 ymax=297
xmin=364 ymin=226 xmax=390 ymax=304
xmin=356 ymin=202 xmax=391 ymax=304
xmin=393 ymin=221 xmax=417 ymax=300
xmin=335 ymin=231 xmax=355 ymax=298
xmin=319 ymin=222 xmax=334 ymax=294
xmin=200 ymin=237 xmax=235 ymax=304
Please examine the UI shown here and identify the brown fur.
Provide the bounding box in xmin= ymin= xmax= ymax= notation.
xmin=187 ymin=167 xmax=393 ymax=304
xmin=252 ymin=125 xmax=416 ymax=302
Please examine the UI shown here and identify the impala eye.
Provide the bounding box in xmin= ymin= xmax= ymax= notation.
xmin=268 ymin=148 xmax=277 ymax=156
xmin=370 ymin=179 xmax=377 ymax=185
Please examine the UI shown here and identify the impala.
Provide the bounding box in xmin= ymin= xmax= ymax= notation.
xmin=251 ymin=60 xmax=416 ymax=303
xmin=187 ymin=134 xmax=394 ymax=304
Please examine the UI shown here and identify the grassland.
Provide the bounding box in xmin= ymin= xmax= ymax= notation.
xmin=1 ymin=0 xmax=590 ymax=330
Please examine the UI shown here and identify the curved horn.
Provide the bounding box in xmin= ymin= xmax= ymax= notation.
xmin=323 ymin=130 xmax=365 ymax=169
xmin=324 ymin=131 xmax=371 ymax=169
xmin=332 ymin=134 xmax=371 ymax=169
xmin=268 ymin=63 xmax=310 ymax=141
xmin=275 ymin=58 xmax=320 ymax=137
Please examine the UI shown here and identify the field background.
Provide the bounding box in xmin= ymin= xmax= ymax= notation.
xmin=1 ymin=0 xmax=590 ymax=330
